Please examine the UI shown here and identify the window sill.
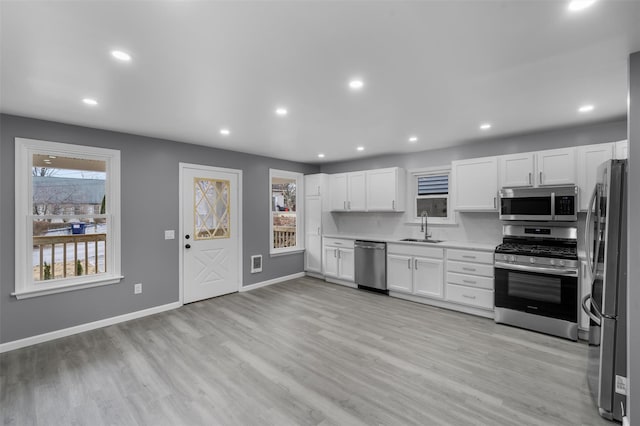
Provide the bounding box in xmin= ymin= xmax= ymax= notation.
xmin=270 ymin=248 xmax=305 ymax=257
xmin=12 ymin=275 xmax=124 ymax=300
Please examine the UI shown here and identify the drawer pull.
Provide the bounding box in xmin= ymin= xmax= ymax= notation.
xmin=462 ymin=294 xmax=477 ymax=299
xmin=462 ymin=255 xmax=476 ymax=259
xmin=462 ymin=279 xmax=476 ymax=284
xmin=462 ymin=267 xmax=476 ymax=272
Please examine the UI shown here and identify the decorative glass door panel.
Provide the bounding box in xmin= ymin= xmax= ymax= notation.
xmin=194 ymin=178 xmax=230 ymax=240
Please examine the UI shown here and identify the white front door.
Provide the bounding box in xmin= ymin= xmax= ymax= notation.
xmin=181 ymin=164 xmax=242 ymax=303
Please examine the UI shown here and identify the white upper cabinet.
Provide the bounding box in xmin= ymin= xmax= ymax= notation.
xmin=499 ymin=148 xmax=575 ymax=188
xmin=305 ymin=174 xmax=323 ymax=197
xmin=330 ymin=172 xmax=366 ymax=211
xmin=576 ymin=143 xmax=615 ymax=211
xmin=330 ymin=167 xmax=405 ymax=212
xmin=537 ymin=148 xmax=576 ymax=186
xmin=452 ymin=156 xmax=498 ymax=211
xmin=347 ymin=171 xmax=367 ymax=211
xmin=615 ymin=140 xmax=628 ymax=159
xmin=366 ymin=167 xmax=405 ymax=212
xmin=330 ymin=173 xmax=349 ymax=211
xmin=499 ymin=153 xmax=535 ymax=188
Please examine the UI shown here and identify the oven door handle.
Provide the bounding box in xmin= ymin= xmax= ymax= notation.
xmin=581 ymin=294 xmax=601 ymax=326
xmin=494 ymin=261 xmax=578 ymax=277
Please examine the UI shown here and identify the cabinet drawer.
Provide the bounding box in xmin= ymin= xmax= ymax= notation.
xmin=446 ymin=249 xmax=494 ymax=264
xmin=446 ymin=272 xmax=493 ymax=290
xmin=323 ymin=237 xmax=354 ymax=248
xmin=446 ymin=284 xmax=494 ymax=310
xmin=446 ymin=260 xmax=494 ymax=277
xmin=387 ymin=243 xmax=444 ymax=259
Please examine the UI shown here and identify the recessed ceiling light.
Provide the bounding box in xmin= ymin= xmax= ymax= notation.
xmin=578 ymin=104 xmax=595 ymax=113
xmin=48 ymin=155 xmax=57 ymax=159
xmin=408 ymin=136 xmax=418 ymax=143
xmin=111 ymin=50 xmax=132 ymax=62
xmin=568 ymin=0 xmax=597 ymax=12
xmin=349 ymin=79 xmax=364 ymax=90
xmin=357 ymin=146 xmax=365 ymax=151
xmin=480 ymin=123 xmax=492 ymax=130
xmin=317 ymin=153 xmax=325 ymax=158
xmin=275 ymin=108 xmax=288 ymax=116
xmin=43 ymin=159 xmax=52 ymax=164
xmin=82 ymin=98 xmax=98 ymax=106
xmin=219 ymin=128 xmax=230 ymax=136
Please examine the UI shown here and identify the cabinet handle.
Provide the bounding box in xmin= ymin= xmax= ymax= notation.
xmin=392 ymin=200 xmax=395 ymax=210
xmin=462 ymin=294 xmax=477 ymax=299
xmin=343 ymin=201 xmax=346 ymax=210
xmin=317 ymin=185 xmax=320 ymax=196
xmin=462 ymin=267 xmax=476 ymax=272
xmin=462 ymin=255 xmax=476 ymax=259
xmin=348 ymin=201 xmax=351 ymax=210
xmin=529 ymin=172 xmax=532 ymax=185
xmin=338 ymin=250 xmax=341 ymax=259
xmin=539 ymin=171 xmax=543 ymax=185
xmin=334 ymin=249 xmax=337 ymax=258
xmin=493 ymin=197 xmax=497 ymax=209
xmin=462 ymin=279 xmax=477 ymax=284
xmin=407 ymin=258 xmax=411 ymax=269
xmin=317 ymin=227 xmax=320 ymax=235
xmin=414 ymin=259 xmax=418 ymax=270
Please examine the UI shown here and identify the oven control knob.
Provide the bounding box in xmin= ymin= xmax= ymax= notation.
xmin=530 ymin=257 xmax=536 ymax=264
xmin=509 ymin=255 xmax=516 ymax=262
xmin=559 ymin=260 xmax=565 ymax=266
xmin=550 ymin=259 xmax=555 ymax=266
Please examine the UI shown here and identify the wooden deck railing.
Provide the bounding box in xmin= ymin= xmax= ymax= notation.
xmin=273 ymin=226 xmax=296 ymax=248
xmin=33 ymin=233 xmax=106 ymax=280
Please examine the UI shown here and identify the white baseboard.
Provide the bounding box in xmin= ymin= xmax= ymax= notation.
xmin=389 ymin=291 xmax=495 ymax=319
xmin=324 ymin=277 xmax=358 ymax=288
xmin=0 ymin=301 xmax=182 ymax=354
xmin=305 ymin=271 xmax=324 ymax=280
xmin=240 ymin=272 xmax=306 ymax=292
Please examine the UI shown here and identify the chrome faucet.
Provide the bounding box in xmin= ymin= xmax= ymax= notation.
xmin=420 ymin=210 xmax=432 ymax=240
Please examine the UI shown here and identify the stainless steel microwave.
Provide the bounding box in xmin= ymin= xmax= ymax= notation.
xmin=498 ymin=186 xmax=578 ymax=221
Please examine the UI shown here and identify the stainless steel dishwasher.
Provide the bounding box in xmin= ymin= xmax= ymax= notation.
xmin=354 ymin=240 xmax=387 ymax=293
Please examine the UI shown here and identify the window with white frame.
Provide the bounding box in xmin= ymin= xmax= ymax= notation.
xmin=14 ymin=138 xmax=122 ymax=299
xmin=269 ymin=169 xmax=304 ymax=255
xmin=412 ymin=168 xmax=454 ymax=224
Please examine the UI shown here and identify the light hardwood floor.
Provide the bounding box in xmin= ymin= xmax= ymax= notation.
xmin=1 ymin=277 xmax=610 ymax=426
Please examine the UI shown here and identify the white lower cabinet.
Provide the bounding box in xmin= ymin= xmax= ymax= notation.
xmin=323 ymin=237 xmax=355 ymax=283
xmin=444 ymin=248 xmax=494 ymax=311
xmin=413 ymin=257 xmax=444 ymax=299
xmin=387 ymin=254 xmax=414 ymax=293
xmin=387 ymin=244 xmax=444 ymax=299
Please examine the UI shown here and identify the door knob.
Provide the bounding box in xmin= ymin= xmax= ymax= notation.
xmin=185 ymin=234 xmax=190 ymax=239
xmin=185 ymin=244 xmax=191 ymax=249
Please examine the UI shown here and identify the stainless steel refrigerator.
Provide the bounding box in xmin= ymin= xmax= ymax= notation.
xmin=582 ymin=159 xmax=628 ymax=421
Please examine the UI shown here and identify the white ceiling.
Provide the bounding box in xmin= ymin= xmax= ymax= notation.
xmin=2 ymin=1 xmax=640 ymax=164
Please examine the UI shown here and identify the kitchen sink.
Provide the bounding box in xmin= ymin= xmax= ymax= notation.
xmin=399 ymin=238 xmax=444 ymax=243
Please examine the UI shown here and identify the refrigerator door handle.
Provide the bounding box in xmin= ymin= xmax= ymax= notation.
xmin=584 ymin=184 xmax=601 ymax=280
xmin=581 ymin=294 xmax=601 ymax=326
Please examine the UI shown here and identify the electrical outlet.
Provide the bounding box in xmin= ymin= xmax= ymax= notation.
xmin=164 ymin=230 xmax=175 ymax=240
xmin=134 ymin=283 xmax=142 ymax=294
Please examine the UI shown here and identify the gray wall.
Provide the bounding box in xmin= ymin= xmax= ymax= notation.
xmin=319 ymin=120 xmax=627 ymax=174
xmin=627 ymin=52 xmax=639 ymax=424
xmin=0 ymin=114 xmax=318 ymax=344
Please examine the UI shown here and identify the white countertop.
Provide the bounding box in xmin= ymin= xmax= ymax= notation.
xmin=322 ymin=233 xmax=497 ymax=251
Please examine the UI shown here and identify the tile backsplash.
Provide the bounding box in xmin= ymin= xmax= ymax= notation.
xmin=334 ymin=211 xmax=503 ymax=246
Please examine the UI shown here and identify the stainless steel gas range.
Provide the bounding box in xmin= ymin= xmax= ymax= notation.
xmin=494 ymin=224 xmax=579 ymax=340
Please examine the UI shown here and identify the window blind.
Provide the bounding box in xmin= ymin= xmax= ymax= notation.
xmin=417 ymin=174 xmax=449 ymax=195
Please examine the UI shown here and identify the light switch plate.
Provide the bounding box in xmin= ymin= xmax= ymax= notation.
xmin=164 ymin=230 xmax=175 ymax=240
